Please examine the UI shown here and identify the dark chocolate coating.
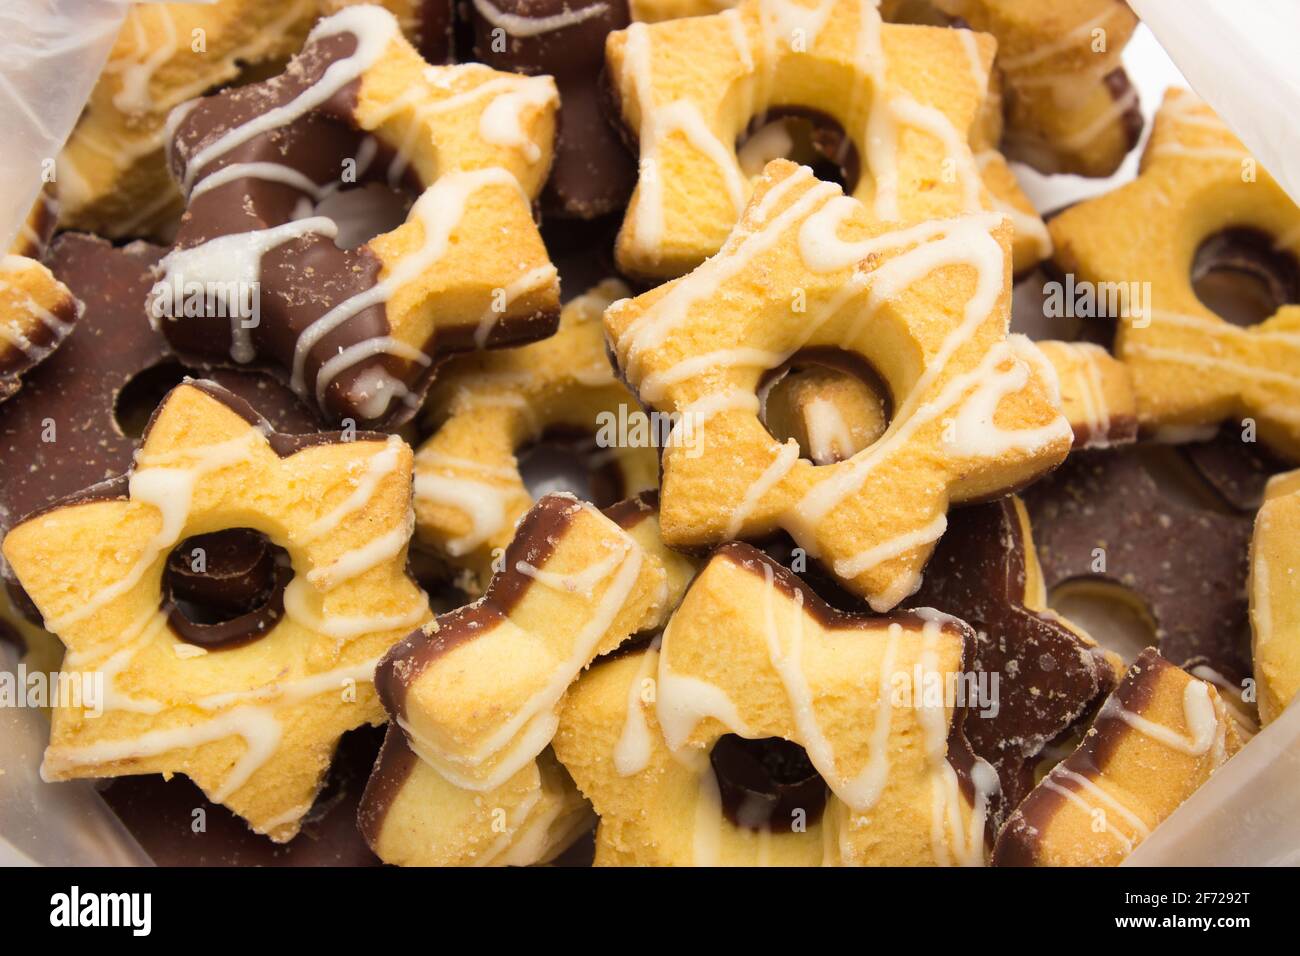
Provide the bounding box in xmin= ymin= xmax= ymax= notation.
xmin=471 ymin=0 xmax=636 ymax=217
xmin=102 ymin=724 xmax=384 ymax=866
xmin=166 ymin=28 xmax=558 ymax=428
xmin=163 ymin=530 xmax=293 ymax=650
xmin=907 ymin=499 xmax=1117 ymax=825
xmin=1022 ymin=445 xmax=1255 ymax=684
xmin=416 ymin=0 xmax=457 ymax=62
xmin=710 ymin=733 xmax=829 ymax=830
xmin=991 ymin=647 xmax=1168 ymax=867
xmin=1178 ymin=421 xmax=1292 ymax=512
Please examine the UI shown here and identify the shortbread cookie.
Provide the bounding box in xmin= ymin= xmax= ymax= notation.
xmin=2 ymin=188 xmax=79 ymax=402
xmin=1034 ymin=340 xmax=1136 ymax=449
xmin=1249 ymin=470 xmax=1300 ymax=725
xmin=0 ymin=233 xmax=322 ymax=606
xmin=555 ymin=543 xmax=999 ymax=865
xmin=158 ymin=5 xmax=561 ymax=428
xmin=0 ymin=256 xmax=81 ymax=404
xmin=1023 ymin=446 xmax=1256 ymax=685
xmin=413 ymin=280 xmax=658 ymax=592
xmin=908 ymin=497 xmax=1121 ymax=823
xmin=605 ymin=160 xmax=1072 ymax=610
xmin=606 ymin=0 xmax=1000 ymax=278
xmin=58 ymin=0 xmax=319 ymax=240
xmin=1050 ymin=89 xmax=1300 ymax=459
xmin=898 ymin=0 xmax=1142 ymax=177
xmin=360 ymin=492 xmax=695 ymax=865
xmin=993 ymin=649 xmax=1241 ymax=866
xmin=1 ymin=382 xmax=430 ymax=842
xmin=471 ymin=0 xmax=637 ymax=217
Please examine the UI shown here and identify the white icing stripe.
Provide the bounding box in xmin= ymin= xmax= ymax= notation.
xmin=301 ymin=434 xmax=406 ymax=542
xmin=834 ymin=513 xmax=947 ymax=579
xmin=412 ymin=472 xmax=517 ymax=555
xmin=725 ymin=439 xmax=799 ymax=538
xmin=477 ymin=78 xmax=557 ymax=163
xmin=282 ymin=577 xmax=428 ymax=639
xmin=188 ymin=162 xmax=328 ymax=201
xmin=1112 ymin=680 xmax=1223 ymax=758
xmin=306 ymin=509 xmax=414 ymax=591
xmin=614 ymin=645 xmax=661 ymax=777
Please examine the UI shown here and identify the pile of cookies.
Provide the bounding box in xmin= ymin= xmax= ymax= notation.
xmin=1 ymin=0 xmax=1295 ymax=867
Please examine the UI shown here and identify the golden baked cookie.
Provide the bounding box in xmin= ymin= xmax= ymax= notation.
xmin=58 ymin=0 xmax=318 ymax=240
xmin=1034 ymin=340 xmax=1136 ymax=449
xmin=1 ymin=382 xmax=430 ymax=842
xmin=898 ymin=0 xmax=1142 ymax=177
xmin=1250 ymin=469 xmax=1300 ymax=726
xmin=993 ymin=649 xmax=1242 ymax=866
xmin=555 ymin=542 xmax=998 ymax=865
xmin=606 ymin=0 xmax=1002 ymax=278
xmin=413 ymin=280 xmax=659 ymax=592
xmin=155 ymin=4 xmax=561 ymax=429
xmin=1050 ymin=89 xmax=1300 ymax=458
xmin=0 ymin=254 xmax=81 ymax=403
xmin=360 ymin=492 xmax=696 ymax=865
xmin=604 ymin=159 xmax=1072 ymax=611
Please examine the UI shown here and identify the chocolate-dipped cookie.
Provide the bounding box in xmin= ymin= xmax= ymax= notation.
xmin=470 ymin=0 xmax=637 ymax=217
xmin=907 ymin=497 xmax=1121 ymax=824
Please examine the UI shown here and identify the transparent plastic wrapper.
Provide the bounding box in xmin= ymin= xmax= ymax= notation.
xmin=0 ymin=0 xmax=128 ymax=250
xmin=1 ymin=0 xmax=1298 ymax=867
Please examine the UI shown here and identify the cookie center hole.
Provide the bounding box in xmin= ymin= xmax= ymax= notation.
xmin=1047 ymin=579 xmax=1157 ymax=666
xmin=115 ymin=359 xmax=189 ymax=438
xmin=517 ymin=427 xmax=626 ymax=508
xmin=1191 ymin=228 xmax=1300 ymax=327
xmin=736 ymin=109 xmax=860 ymax=193
xmin=163 ymin=529 xmax=292 ymax=649
xmin=759 ymin=349 xmax=892 ymax=465
xmin=710 ymin=734 xmax=829 ymax=831
xmin=310 ymin=182 xmax=414 ymax=250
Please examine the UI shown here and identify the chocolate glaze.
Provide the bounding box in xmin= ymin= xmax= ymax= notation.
xmin=0 ymin=616 xmax=24 ymax=656
xmin=710 ymin=734 xmax=829 ymax=830
xmin=991 ymin=647 xmax=1169 ymax=867
xmin=357 ymin=722 xmax=421 ymax=850
xmin=103 ymin=723 xmax=384 ymax=866
xmin=1178 ymin=421 xmax=1292 ymax=512
xmin=1191 ymin=227 xmax=1300 ymax=328
xmin=166 ymin=27 xmax=558 ymax=428
xmin=906 ymin=499 xmax=1118 ymax=826
xmin=0 ymin=234 xmax=322 ymax=611
xmin=1022 ymin=445 xmax=1255 ymax=684
xmin=471 ymin=0 xmax=636 ymax=218
xmin=163 ymin=530 xmax=293 ymax=650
